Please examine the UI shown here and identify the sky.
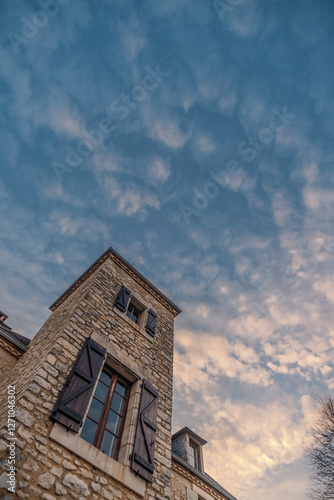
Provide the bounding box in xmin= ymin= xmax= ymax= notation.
xmin=1 ymin=0 xmax=334 ymax=498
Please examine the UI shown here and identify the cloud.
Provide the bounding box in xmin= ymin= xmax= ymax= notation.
xmin=272 ymin=193 xmax=292 ymax=228
xmin=148 ymin=117 xmax=190 ymax=149
xmin=197 ymin=135 xmax=216 ymax=153
xmin=224 ymin=0 xmax=263 ymax=39
xmin=175 ymin=329 xmax=272 ymax=388
xmin=147 ymin=157 xmax=171 ymax=183
xmin=116 ymin=188 xmax=160 ymax=216
xmin=313 ymin=275 xmax=334 ymax=305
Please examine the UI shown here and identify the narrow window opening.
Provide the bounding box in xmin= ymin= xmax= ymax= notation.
xmin=189 ymin=440 xmax=199 ymax=469
xmin=126 ymin=303 xmax=141 ymax=324
xmin=125 ymin=296 xmax=145 ymax=325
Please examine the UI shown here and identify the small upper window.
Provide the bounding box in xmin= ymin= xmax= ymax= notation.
xmin=126 ymin=302 xmax=141 ymax=324
xmin=125 ymin=296 xmax=145 ymax=325
xmin=114 ymin=285 xmax=158 ymax=336
xmin=80 ymin=365 xmax=130 ymax=460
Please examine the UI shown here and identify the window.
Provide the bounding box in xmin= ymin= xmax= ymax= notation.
xmin=126 ymin=302 xmax=141 ymax=324
xmin=125 ymin=296 xmax=145 ymax=326
xmin=189 ymin=440 xmax=199 ymax=469
xmin=114 ymin=285 xmax=158 ymax=336
xmin=51 ymin=337 xmax=160 ymax=484
xmin=80 ymin=365 xmax=130 ymax=460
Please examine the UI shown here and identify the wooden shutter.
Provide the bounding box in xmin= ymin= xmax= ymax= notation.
xmin=145 ymin=310 xmax=157 ymax=337
xmin=50 ymin=337 xmax=106 ymax=432
xmin=131 ymin=380 xmax=159 ymax=482
xmin=115 ymin=285 xmax=131 ymax=312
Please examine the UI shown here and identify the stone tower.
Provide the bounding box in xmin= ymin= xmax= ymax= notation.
xmin=0 ymin=247 xmax=181 ymax=499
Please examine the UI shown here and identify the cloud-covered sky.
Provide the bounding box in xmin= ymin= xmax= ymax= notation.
xmin=1 ymin=1 xmax=334 ymax=498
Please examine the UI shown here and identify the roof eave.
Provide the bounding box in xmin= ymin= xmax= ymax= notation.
xmin=172 ymin=452 xmax=238 ymax=500
xmin=0 ymin=328 xmax=29 ymax=352
xmin=172 ymin=426 xmax=207 ymax=446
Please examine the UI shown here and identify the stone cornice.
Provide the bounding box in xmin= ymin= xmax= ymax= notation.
xmin=0 ymin=337 xmax=23 ymax=358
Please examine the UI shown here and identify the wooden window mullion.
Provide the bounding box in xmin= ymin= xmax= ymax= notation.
xmin=94 ymin=373 xmax=118 ymax=449
xmin=113 ymin=385 xmax=130 ymax=460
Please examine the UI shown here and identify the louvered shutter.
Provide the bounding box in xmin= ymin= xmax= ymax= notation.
xmin=131 ymin=380 xmax=159 ymax=482
xmin=115 ymin=285 xmax=131 ymax=312
xmin=50 ymin=337 xmax=106 ymax=432
xmin=145 ymin=310 xmax=157 ymax=337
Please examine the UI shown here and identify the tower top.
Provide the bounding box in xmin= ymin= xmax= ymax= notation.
xmin=49 ymin=246 xmax=182 ymax=316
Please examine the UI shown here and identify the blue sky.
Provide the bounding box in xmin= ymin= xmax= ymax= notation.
xmin=1 ymin=0 xmax=334 ymax=498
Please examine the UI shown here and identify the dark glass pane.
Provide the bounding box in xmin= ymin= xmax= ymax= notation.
xmin=111 ymin=392 xmax=124 ymax=414
xmin=80 ymin=418 xmax=98 ymax=445
xmin=105 ymin=409 xmax=120 ymax=434
xmin=100 ymin=369 xmax=112 ymax=386
xmin=100 ymin=430 xmax=117 ymax=457
xmin=94 ymin=380 xmax=109 ymax=403
xmin=87 ymin=397 xmax=104 ymax=422
xmin=126 ymin=310 xmax=136 ymax=323
xmin=115 ymin=380 xmax=127 ymax=398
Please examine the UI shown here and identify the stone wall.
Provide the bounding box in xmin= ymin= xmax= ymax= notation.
xmin=0 ymin=254 xmax=178 ymax=499
xmin=0 ymin=338 xmax=22 ymax=381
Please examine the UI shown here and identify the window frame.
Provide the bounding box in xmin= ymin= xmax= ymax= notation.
xmin=126 ymin=300 xmax=143 ymax=325
xmin=80 ymin=365 xmax=131 ymax=460
xmin=188 ymin=439 xmax=199 ymax=469
xmin=113 ymin=289 xmax=156 ymax=342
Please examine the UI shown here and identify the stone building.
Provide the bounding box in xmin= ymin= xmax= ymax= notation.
xmin=0 ymin=312 xmax=31 ymax=382
xmin=0 ymin=247 xmax=237 ymax=500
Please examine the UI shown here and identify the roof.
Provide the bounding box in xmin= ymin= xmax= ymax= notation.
xmin=0 ymin=324 xmax=31 ymax=352
xmin=172 ymin=452 xmax=238 ymax=500
xmin=204 ymin=471 xmax=234 ymax=495
xmin=172 ymin=426 xmax=207 ymax=446
xmin=50 ymin=246 xmax=182 ymax=316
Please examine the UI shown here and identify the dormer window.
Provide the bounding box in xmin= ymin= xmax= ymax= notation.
xmin=172 ymin=427 xmax=207 ymax=473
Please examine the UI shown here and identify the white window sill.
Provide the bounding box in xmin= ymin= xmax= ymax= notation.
xmin=50 ymin=423 xmax=145 ymax=497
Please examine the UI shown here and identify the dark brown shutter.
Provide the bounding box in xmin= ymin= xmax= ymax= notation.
xmin=131 ymin=380 xmax=159 ymax=482
xmin=115 ymin=285 xmax=131 ymax=312
xmin=145 ymin=310 xmax=157 ymax=337
xmin=50 ymin=337 xmax=106 ymax=432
